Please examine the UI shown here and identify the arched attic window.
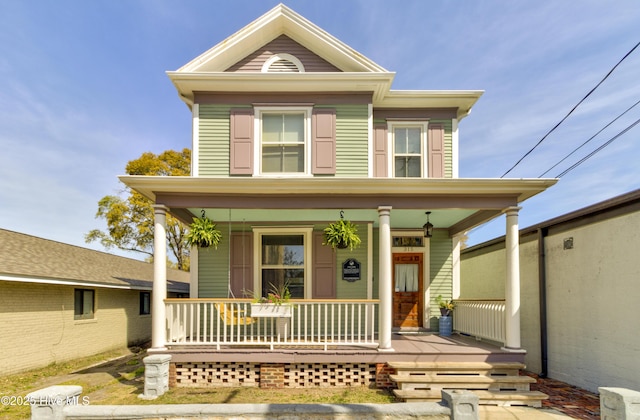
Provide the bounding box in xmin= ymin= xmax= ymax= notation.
xmin=261 ymin=53 xmax=305 ymax=73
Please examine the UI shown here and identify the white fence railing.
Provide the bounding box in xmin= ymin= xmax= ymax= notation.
xmin=165 ymin=299 xmax=379 ymax=350
xmin=453 ymin=300 xmax=506 ymax=344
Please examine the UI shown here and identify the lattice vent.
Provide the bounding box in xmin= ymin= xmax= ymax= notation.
xmin=284 ymin=363 xmax=376 ymax=388
xmin=174 ymin=362 xmax=260 ymax=387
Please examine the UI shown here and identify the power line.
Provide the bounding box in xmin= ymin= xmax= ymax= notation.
xmin=555 ymin=116 xmax=640 ymax=178
xmin=539 ymin=98 xmax=640 ymax=177
xmin=501 ymin=40 xmax=640 ymax=178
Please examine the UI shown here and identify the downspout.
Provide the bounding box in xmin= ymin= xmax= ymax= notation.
xmin=538 ymin=227 xmax=548 ymax=378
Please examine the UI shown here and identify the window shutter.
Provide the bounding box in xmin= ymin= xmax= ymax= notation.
xmin=230 ymin=109 xmax=254 ymax=175
xmin=230 ymin=232 xmax=253 ymax=297
xmin=312 ymin=108 xmax=336 ymax=174
xmin=428 ymin=124 xmax=445 ymax=178
xmin=312 ymin=231 xmax=336 ymax=299
xmin=373 ymin=124 xmax=388 ymax=177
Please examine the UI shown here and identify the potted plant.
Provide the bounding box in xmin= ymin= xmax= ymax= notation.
xmin=185 ymin=214 xmax=222 ymax=249
xmin=323 ymin=213 xmax=361 ymax=251
xmin=249 ymin=282 xmax=293 ymax=318
xmin=436 ymin=295 xmax=455 ymax=317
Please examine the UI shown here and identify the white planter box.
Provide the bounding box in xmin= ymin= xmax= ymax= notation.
xmin=250 ymin=304 xmax=292 ymax=318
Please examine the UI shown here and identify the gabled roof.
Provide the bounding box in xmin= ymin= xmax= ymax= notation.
xmin=178 ymin=3 xmax=389 ymax=74
xmin=167 ymin=4 xmax=483 ymax=117
xmin=0 ymin=229 xmax=189 ymax=293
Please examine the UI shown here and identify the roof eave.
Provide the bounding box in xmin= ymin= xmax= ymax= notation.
xmin=120 ymin=176 xmax=558 ymax=204
xmin=167 ymin=71 xmax=396 ymax=107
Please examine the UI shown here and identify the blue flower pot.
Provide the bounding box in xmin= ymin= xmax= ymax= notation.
xmin=439 ymin=315 xmax=452 ymax=336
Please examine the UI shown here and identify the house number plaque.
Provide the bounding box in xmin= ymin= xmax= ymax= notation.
xmin=342 ymin=258 xmax=361 ymax=282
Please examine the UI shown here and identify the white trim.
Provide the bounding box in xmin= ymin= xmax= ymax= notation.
xmin=388 ymin=121 xmax=429 ymax=178
xmin=261 ymin=53 xmax=305 ymax=73
xmin=192 ymin=103 xmax=199 ymax=176
xmin=252 ymin=226 xmax=314 ymax=299
xmin=367 ymin=222 xmax=373 ymax=299
xmin=367 ymin=103 xmax=373 ymax=178
xmin=451 ymin=118 xmax=459 ymax=178
xmin=253 ymin=106 xmax=313 ymax=176
xmin=452 ymin=234 xmax=462 ymax=299
xmin=190 ymin=245 xmax=199 ymax=298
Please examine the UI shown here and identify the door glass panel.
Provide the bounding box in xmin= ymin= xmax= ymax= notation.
xmin=395 ymin=264 xmax=419 ymax=292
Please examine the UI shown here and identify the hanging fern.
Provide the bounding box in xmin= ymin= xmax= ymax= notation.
xmin=185 ymin=216 xmax=222 ymax=248
xmin=323 ymin=218 xmax=361 ymax=251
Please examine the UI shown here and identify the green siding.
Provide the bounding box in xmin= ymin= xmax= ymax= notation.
xmin=428 ymin=231 xmax=453 ymax=329
xmin=198 ymin=105 xmax=234 ymax=176
xmin=334 ymin=223 xmax=369 ymax=299
xmin=198 ymin=223 xmax=231 ymax=298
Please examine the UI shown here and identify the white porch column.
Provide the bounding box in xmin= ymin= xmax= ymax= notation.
xmin=378 ymin=206 xmax=394 ymax=351
xmin=152 ymin=205 xmax=168 ymax=351
xmin=504 ymin=206 xmax=522 ymax=350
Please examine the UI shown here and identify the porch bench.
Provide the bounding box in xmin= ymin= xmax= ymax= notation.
xmin=393 ymin=389 xmax=548 ymax=407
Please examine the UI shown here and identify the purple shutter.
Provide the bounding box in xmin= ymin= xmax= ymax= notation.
xmin=230 ymin=109 xmax=254 ymax=175
xmin=230 ymin=232 xmax=253 ymax=297
xmin=373 ymin=124 xmax=388 ymax=177
xmin=312 ymin=108 xmax=336 ymax=174
xmin=428 ymin=124 xmax=445 ymax=178
xmin=312 ymin=231 xmax=336 ymax=299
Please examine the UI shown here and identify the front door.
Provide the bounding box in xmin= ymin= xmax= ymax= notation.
xmin=392 ymin=253 xmax=423 ymax=328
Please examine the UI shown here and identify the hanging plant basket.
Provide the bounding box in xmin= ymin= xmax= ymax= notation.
xmin=185 ymin=212 xmax=222 ymax=249
xmin=323 ymin=212 xmax=361 ymax=251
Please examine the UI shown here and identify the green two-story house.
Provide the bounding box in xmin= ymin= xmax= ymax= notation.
xmin=121 ymin=5 xmax=556 ymax=385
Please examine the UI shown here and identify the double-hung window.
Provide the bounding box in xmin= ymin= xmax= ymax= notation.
xmin=390 ymin=122 xmax=428 ymax=178
xmin=254 ymin=228 xmax=312 ymax=299
xmin=255 ymin=107 xmax=312 ymax=175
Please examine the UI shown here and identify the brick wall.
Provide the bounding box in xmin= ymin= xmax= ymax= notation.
xmin=0 ymin=281 xmax=151 ymax=375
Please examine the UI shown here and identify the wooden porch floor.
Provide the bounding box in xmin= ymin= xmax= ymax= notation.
xmin=161 ymin=332 xmax=525 ymax=365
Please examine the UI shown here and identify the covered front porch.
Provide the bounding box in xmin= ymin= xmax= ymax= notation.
xmin=120 ymin=176 xmax=556 ymax=355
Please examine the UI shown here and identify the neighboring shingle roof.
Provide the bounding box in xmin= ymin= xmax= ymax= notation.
xmin=0 ymin=229 xmax=189 ymax=293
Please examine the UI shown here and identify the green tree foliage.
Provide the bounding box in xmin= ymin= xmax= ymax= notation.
xmin=86 ymin=149 xmax=191 ymax=270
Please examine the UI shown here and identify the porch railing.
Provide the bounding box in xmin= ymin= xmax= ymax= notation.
xmin=453 ymin=299 xmax=506 ymax=344
xmin=165 ymin=299 xmax=379 ymax=350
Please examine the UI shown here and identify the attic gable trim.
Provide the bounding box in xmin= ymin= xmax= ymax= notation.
xmin=177 ymin=4 xmax=389 ymax=74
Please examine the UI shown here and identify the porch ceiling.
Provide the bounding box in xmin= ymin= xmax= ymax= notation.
xmin=119 ymin=176 xmax=557 ymax=236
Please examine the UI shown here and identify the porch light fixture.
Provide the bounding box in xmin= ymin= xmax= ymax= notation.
xmin=423 ymin=211 xmax=434 ymax=238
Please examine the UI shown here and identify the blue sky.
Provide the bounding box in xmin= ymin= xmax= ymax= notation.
xmin=1 ymin=0 xmax=639 ymax=258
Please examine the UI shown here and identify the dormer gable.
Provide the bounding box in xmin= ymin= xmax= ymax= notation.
xmin=176 ymin=4 xmax=388 ymax=74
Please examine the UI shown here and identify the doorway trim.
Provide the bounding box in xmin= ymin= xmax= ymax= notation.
xmin=391 ymin=230 xmax=430 ymax=329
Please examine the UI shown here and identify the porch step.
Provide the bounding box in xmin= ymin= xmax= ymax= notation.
xmin=393 ymin=389 xmax=548 ymax=407
xmin=388 ymin=361 xmax=525 ymax=376
xmin=387 ymin=361 xmax=547 ymax=408
xmin=389 ymin=374 xmax=535 ymax=391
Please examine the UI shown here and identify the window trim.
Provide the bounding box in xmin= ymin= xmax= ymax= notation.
xmin=388 ymin=121 xmax=429 ymax=178
xmin=140 ymin=291 xmax=151 ymax=315
xmin=252 ymin=227 xmax=313 ymax=299
xmin=253 ymin=106 xmax=313 ymax=176
xmin=74 ymin=288 xmax=95 ymax=320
